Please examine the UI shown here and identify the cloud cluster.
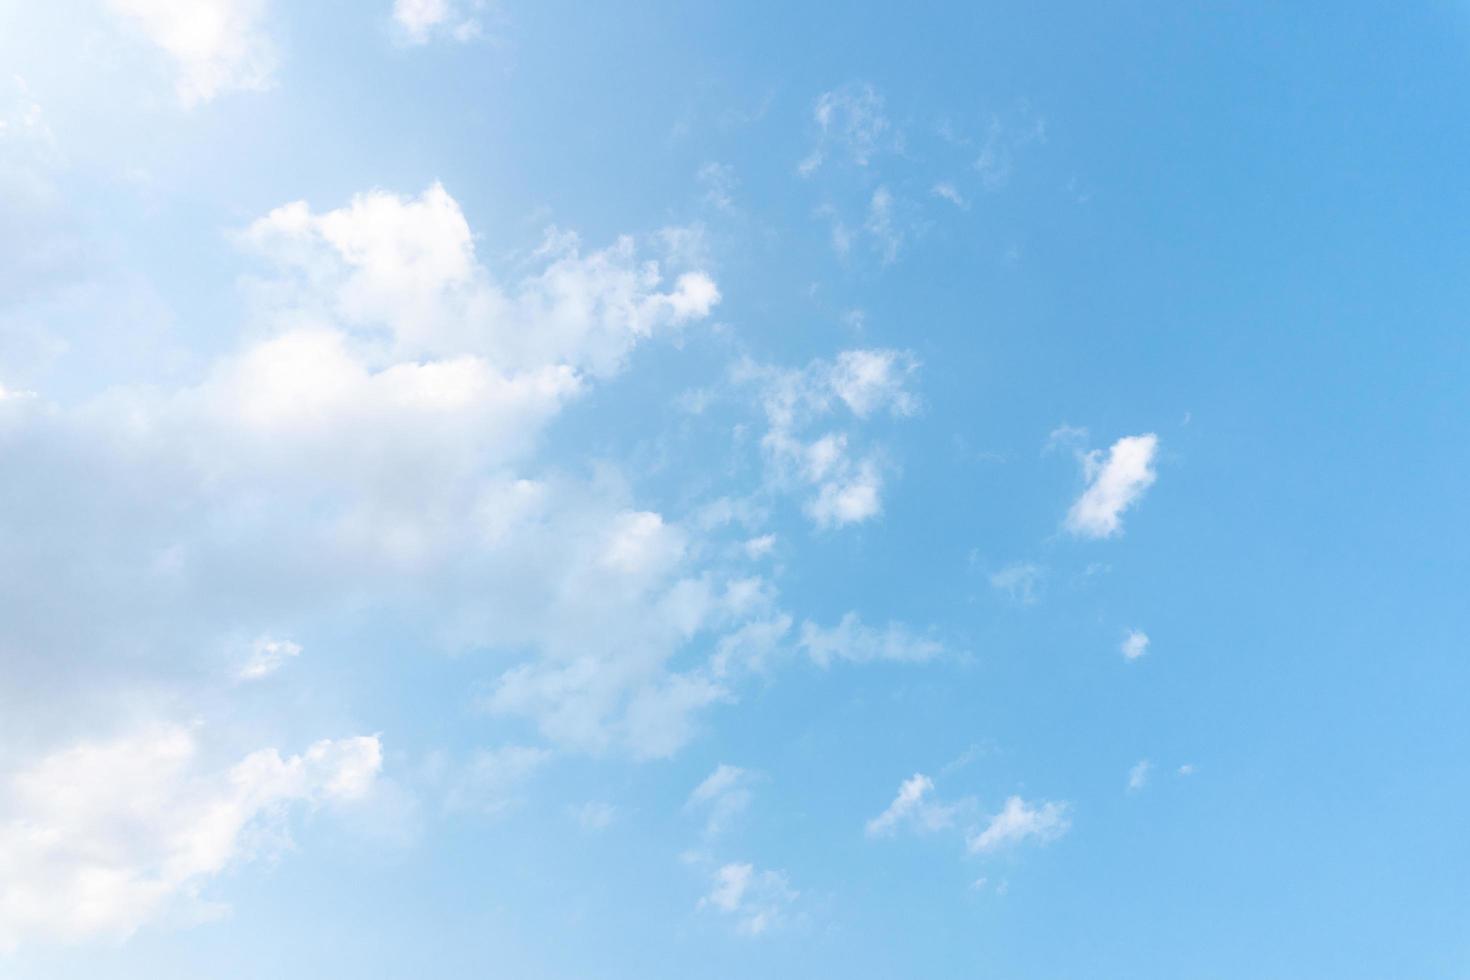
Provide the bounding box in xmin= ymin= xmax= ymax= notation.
xmin=0 ymin=726 xmax=379 ymax=949
xmin=867 ymin=773 xmax=1070 ymax=859
xmin=0 ymin=182 xmax=738 ymax=750
xmin=0 ymin=168 xmax=948 ymax=949
xmin=738 ymin=347 xmax=918 ymax=528
xmin=699 ymin=862 xmax=797 ymax=936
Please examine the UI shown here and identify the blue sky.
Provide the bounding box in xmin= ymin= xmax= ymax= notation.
xmin=2 ymin=2 xmax=1469 ymax=977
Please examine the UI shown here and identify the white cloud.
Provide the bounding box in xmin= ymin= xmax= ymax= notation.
xmin=699 ymin=862 xmax=796 ymax=936
xmin=391 ymin=0 xmax=486 ymax=44
xmin=738 ymin=348 xmax=918 ymax=528
xmin=967 ymin=796 xmax=1070 ymax=854
xmin=240 ymin=183 xmax=719 ymax=378
xmin=1127 ymin=759 xmax=1151 ymax=792
xmin=743 ymin=534 xmax=776 ymax=559
xmin=1065 ymin=433 xmax=1159 ymax=538
xmin=709 ymin=614 xmax=794 ymax=678
xmin=989 ymin=562 xmax=1043 ymax=604
xmin=828 ymin=349 xmax=919 ymax=418
xmin=800 ymin=613 xmax=942 ymax=668
xmin=105 ymin=0 xmax=277 ymax=106
xmin=0 ymin=182 xmax=741 ymax=761
xmin=931 ymin=182 xmax=968 ymax=209
xmin=866 ymin=773 xmax=956 ymax=837
xmin=805 ymin=454 xmax=883 ymax=527
xmin=685 ymin=764 xmax=754 ymax=836
xmin=1177 ymin=763 xmax=1196 ymax=777
xmin=0 ymin=725 xmax=379 ymax=950
xmin=237 ymin=636 xmax=300 ymax=680
xmin=1121 ymin=629 xmax=1149 ymax=661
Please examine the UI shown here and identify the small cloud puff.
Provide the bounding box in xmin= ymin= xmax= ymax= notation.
xmin=1121 ymin=629 xmax=1150 ymax=661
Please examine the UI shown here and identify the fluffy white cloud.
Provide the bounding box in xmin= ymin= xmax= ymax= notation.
xmin=0 ymin=182 xmax=738 ymax=760
xmin=240 ymin=183 xmax=719 ymax=377
xmin=799 ymin=613 xmax=942 ymax=668
xmin=0 ymin=726 xmax=379 ymax=950
xmin=967 ymin=796 xmax=1070 ymax=854
xmin=866 ymin=773 xmax=955 ymax=837
xmin=1127 ymin=759 xmax=1151 ymax=791
xmin=1121 ymin=629 xmax=1150 ymax=661
xmin=828 ymin=349 xmax=919 ymax=418
xmin=1065 ymin=433 xmax=1159 ymax=538
xmin=105 ymin=0 xmax=276 ymax=106
xmin=699 ymin=862 xmax=796 ymax=936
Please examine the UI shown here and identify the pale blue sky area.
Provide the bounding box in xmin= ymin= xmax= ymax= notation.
xmin=2 ymin=3 xmax=1468 ymax=978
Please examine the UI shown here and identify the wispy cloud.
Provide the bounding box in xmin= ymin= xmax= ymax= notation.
xmin=989 ymin=562 xmax=1044 ymax=604
xmin=966 ymin=796 xmax=1070 ymax=854
xmin=866 ymin=773 xmax=957 ymax=837
xmin=237 ymin=636 xmax=300 ymax=680
xmin=686 ymin=764 xmax=755 ymax=836
xmin=798 ymin=82 xmax=895 ymax=175
xmin=699 ymin=862 xmax=797 ymax=936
